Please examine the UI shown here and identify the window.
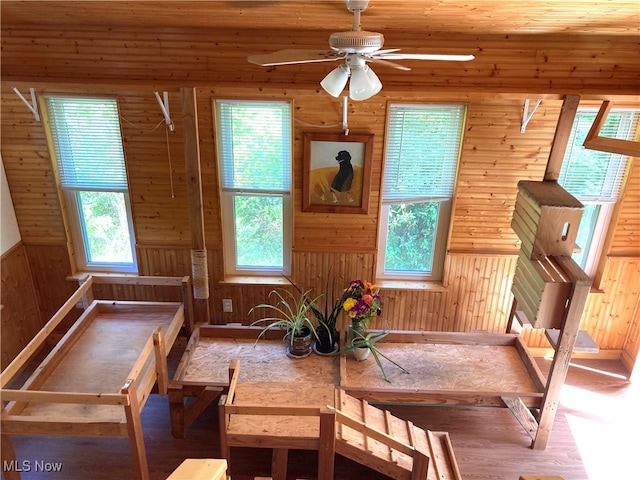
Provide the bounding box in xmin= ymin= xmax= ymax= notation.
xmin=378 ymin=104 xmax=465 ymax=281
xmin=45 ymin=95 xmax=137 ymax=272
xmin=215 ymin=100 xmax=292 ymax=276
xmin=558 ymin=108 xmax=639 ymax=274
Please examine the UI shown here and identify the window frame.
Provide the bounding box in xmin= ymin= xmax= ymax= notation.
xmin=377 ymin=199 xmax=452 ymax=281
xmin=376 ymin=103 xmax=465 ymax=282
xmin=64 ymin=189 xmax=138 ymax=273
xmin=44 ymin=94 xmax=137 ymax=273
xmin=215 ymin=99 xmax=293 ymax=277
xmin=558 ymin=107 xmax=639 ymax=276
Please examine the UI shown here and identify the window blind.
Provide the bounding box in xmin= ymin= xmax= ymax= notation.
xmin=383 ymin=104 xmax=465 ymax=203
xmin=45 ymin=96 xmax=127 ymax=190
xmin=559 ymin=110 xmax=639 ymax=202
xmin=216 ymin=100 xmax=291 ymax=193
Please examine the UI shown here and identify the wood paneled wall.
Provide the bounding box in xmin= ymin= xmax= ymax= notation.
xmin=2 ymin=25 xmax=639 ymax=95
xmin=609 ymin=157 xmax=640 ymax=257
xmin=1 ymin=243 xmax=41 ymax=369
xmin=1 ymin=82 xmax=639 ymax=372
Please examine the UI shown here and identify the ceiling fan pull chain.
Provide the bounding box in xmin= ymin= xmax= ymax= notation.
xmin=343 ymin=96 xmax=349 ymax=135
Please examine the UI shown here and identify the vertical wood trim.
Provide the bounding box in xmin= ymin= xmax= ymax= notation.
xmin=545 ymin=94 xmax=581 ymax=181
xmin=181 ymin=87 xmax=210 ymax=324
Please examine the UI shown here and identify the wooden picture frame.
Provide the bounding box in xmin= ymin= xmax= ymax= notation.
xmin=302 ymin=132 xmax=374 ymax=214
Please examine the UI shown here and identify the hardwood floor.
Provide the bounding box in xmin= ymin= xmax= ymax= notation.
xmin=3 ymin=345 xmax=637 ymax=480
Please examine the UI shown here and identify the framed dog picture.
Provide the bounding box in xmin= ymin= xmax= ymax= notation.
xmin=302 ymin=132 xmax=374 ymax=214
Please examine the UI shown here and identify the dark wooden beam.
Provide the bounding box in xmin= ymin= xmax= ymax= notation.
xmin=545 ymin=94 xmax=581 ymax=181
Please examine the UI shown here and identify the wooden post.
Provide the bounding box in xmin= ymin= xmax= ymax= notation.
xmin=544 ymin=94 xmax=581 ymax=181
xmin=411 ymin=450 xmax=430 ymax=480
xmin=181 ymin=87 xmax=210 ymax=325
xmin=271 ymin=448 xmax=288 ymax=480
xmin=1 ymin=430 xmax=20 ymax=480
xmin=181 ymin=276 xmax=195 ymax=335
xmin=505 ymin=297 xmax=518 ymax=333
xmin=152 ymin=328 xmax=168 ymax=395
xmin=318 ymin=409 xmax=336 ymax=480
xmin=122 ymin=379 xmax=150 ymax=480
xmin=218 ymin=395 xmax=231 ymax=468
xmin=532 ymin=256 xmax=591 ymax=449
xmin=168 ymin=385 xmax=186 ymax=439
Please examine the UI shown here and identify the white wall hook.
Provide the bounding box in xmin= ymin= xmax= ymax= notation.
xmin=521 ymin=98 xmax=542 ymax=133
xmin=154 ymin=91 xmax=174 ymax=131
xmin=13 ymin=87 xmax=40 ymax=122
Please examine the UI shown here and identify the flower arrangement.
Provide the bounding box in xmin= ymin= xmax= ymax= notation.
xmin=342 ymin=279 xmax=382 ymax=328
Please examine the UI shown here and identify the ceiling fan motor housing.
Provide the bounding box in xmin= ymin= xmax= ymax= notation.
xmin=329 ymin=30 xmax=384 ymax=54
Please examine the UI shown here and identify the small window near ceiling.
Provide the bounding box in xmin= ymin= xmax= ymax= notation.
xmin=378 ymin=104 xmax=466 ymax=281
xmin=44 ymin=95 xmax=137 ymax=273
xmin=215 ymin=100 xmax=292 ymax=276
xmin=558 ymin=108 xmax=639 ymax=275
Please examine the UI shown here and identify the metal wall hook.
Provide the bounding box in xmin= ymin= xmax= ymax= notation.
xmin=13 ymin=87 xmax=40 ymax=122
xmin=521 ymin=98 xmax=542 ymax=133
xmin=154 ymin=91 xmax=174 ymax=131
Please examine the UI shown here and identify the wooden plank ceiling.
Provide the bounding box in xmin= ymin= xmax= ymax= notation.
xmin=2 ymin=0 xmax=639 ymax=92
xmin=3 ymin=1 xmax=639 ymax=34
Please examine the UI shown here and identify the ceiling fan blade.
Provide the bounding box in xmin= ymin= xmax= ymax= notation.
xmin=366 ymin=57 xmax=411 ymax=71
xmin=375 ymin=53 xmax=475 ymax=62
xmin=248 ymin=49 xmax=345 ymax=66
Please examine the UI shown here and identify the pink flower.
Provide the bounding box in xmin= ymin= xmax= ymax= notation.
xmin=362 ymin=294 xmax=373 ymax=305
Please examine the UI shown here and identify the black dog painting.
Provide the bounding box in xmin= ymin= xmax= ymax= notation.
xmin=303 ymin=133 xmax=373 ymax=214
xmin=307 ymin=141 xmax=364 ymax=206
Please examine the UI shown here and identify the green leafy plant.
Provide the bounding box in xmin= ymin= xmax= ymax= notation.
xmin=309 ymin=276 xmax=347 ymax=353
xmin=335 ymin=330 xmax=409 ymax=383
xmin=283 ymin=274 xmax=345 ymax=353
xmin=249 ymin=288 xmax=322 ymax=348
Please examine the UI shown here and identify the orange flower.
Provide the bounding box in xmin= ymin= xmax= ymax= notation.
xmin=362 ymin=294 xmax=373 ymax=305
xmin=364 ymin=280 xmax=375 ymax=291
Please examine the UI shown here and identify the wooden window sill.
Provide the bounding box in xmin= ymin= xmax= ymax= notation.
xmin=376 ymin=280 xmax=448 ymax=292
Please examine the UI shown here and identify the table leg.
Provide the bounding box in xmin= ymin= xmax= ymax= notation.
xmin=271 ymin=448 xmax=288 ymax=480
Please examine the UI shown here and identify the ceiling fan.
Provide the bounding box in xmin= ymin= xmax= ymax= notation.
xmin=248 ymin=0 xmax=475 ymax=101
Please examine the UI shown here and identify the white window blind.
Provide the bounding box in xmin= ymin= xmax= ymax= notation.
xmin=216 ymin=100 xmax=291 ymax=193
xmin=45 ymin=96 xmax=127 ymax=190
xmin=559 ymin=110 xmax=639 ymax=202
xmin=383 ymin=104 xmax=465 ymax=204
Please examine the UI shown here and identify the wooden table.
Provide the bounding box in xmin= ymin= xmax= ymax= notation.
xmin=170 ymin=325 xmax=546 ymax=443
xmin=169 ymin=324 xmax=339 ymax=438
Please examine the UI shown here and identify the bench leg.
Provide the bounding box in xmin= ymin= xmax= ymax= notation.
xmin=271 ymin=448 xmax=288 ymax=480
xmin=122 ymin=380 xmax=150 ymax=480
xmin=169 ymin=385 xmax=186 ymax=439
xmin=1 ymin=433 xmax=21 ymax=480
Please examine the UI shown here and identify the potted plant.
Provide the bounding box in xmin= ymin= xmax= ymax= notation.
xmin=309 ymin=276 xmax=347 ymax=354
xmin=336 ymin=329 xmax=410 ymax=383
xmin=249 ymin=288 xmax=322 ymax=358
xmin=341 ymin=279 xmax=383 ymax=344
xmin=283 ymin=273 xmax=345 ymax=355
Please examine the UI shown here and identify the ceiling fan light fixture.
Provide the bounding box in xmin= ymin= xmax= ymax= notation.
xmin=320 ymin=64 xmax=350 ymax=98
xmin=349 ymin=65 xmax=381 ymax=101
